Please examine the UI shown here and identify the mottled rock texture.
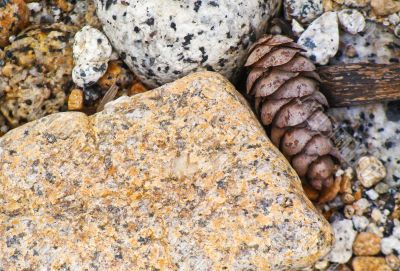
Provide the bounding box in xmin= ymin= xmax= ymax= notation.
xmin=0 ymin=72 xmax=333 ymax=270
xmin=94 ymin=0 xmax=281 ymax=88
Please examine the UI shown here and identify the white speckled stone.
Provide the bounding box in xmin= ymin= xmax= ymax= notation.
xmin=72 ymin=25 xmax=112 ymax=87
xmin=352 ymin=216 xmax=370 ymax=231
xmin=284 ymin=0 xmax=323 ymax=23
xmin=381 ymin=236 xmax=400 ymax=255
xmin=73 ymin=25 xmax=112 ymax=63
xmin=338 ymin=9 xmax=366 ymax=35
xmin=298 ymin=12 xmax=339 ymax=65
xmin=72 ymin=61 xmax=108 ymax=87
xmin=325 ymin=219 xmax=357 ymax=263
xmin=94 ymin=0 xmax=281 ymax=88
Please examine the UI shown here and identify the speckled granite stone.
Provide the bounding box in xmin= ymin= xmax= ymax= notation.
xmin=94 ymin=0 xmax=281 ymax=88
xmin=0 ymin=72 xmax=333 ymax=270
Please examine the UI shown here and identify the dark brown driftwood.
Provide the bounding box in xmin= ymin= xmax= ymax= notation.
xmin=317 ymin=63 xmax=400 ymax=107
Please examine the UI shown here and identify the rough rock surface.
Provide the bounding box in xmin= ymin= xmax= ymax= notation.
xmin=95 ymin=0 xmax=281 ymax=88
xmin=0 ymin=72 xmax=333 ymax=270
xmin=0 ymin=23 xmax=76 ymax=128
xmin=0 ymin=0 xmax=30 ymax=48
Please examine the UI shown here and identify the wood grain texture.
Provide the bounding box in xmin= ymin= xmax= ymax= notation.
xmin=317 ymin=63 xmax=400 ymax=107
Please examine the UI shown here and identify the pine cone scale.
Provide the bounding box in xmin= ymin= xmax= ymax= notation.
xmin=254 ymin=70 xmax=299 ymax=97
xmin=253 ymin=48 xmax=301 ymax=68
xmin=276 ymin=56 xmax=315 ymax=72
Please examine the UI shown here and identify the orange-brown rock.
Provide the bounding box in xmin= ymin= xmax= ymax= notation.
xmin=0 ymin=72 xmax=333 ymax=270
xmin=353 ymin=232 xmax=382 ymax=256
xmin=0 ymin=0 xmax=30 ymax=47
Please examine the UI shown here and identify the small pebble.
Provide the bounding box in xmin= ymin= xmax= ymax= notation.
xmin=367 ymin=222 xmax=383 ymax=238
xmin=344 ymin=205 xmax=355 ymax=218
xmin=129 ymin=82 xmax=148 ymax=96
xmin=381 ymin=236 xmax=400 ymax=255
xmin=366 ymin=189 xmax=379 ymax=200
xmin=338 ymin=9 xmax=366 ymax=35
xmin=73 ymin=25 xmax=112 ymax=64
xmin=298 ymin=12 xmax=339 ymax=65
xmin=314 ymin=259 xmax=329 ymax=270
xmin=371 ymin=208 xmax=383 ymax=222
xmin=356 ymin=156 xmax=387 ymax=188
xmin=72 ymin=25 xmax=112 ymax=87
xmin=342 ymin=193 xmax=355 ymax=204
xmin=292 ymin=19 xmax=305 ymax=36
xmin=395 ymin=24 xmax=400 ymax=38
xmin=353 ymin=232 xmax=382 ymax=256
xmin=352 ymin=256 xmax=392 ymax=271
xmin=385 ymin=254 xmax=400 ymax=270
xmin=388 ymin=13 xmax=400 ymax=25
xmin=374 ymin=183 xmax=389 ymax=194
xmin=72 ymin=62 xmax=108 ymax=88
xmin=68 ymin=89 xmax=84 ymax=111
xmin=325 ymin=219 xmax=357 ymax=263
xmin=353 ymin=198 xmax=371 ymax=215
xmin=343 ymin=0 xmax=370 ymax=7
xmin=284 ymin=0 xmax=324 ymax=23
xmin=353 ymin=216 xmax=370 ymax=231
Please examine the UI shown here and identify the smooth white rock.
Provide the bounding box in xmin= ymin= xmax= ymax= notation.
xmin=356 ymin=156 xmax=387 ymax=188
xmin=338 ymin=9 xmax=366 ymax=35
xmin=94 ymin=0 xmax=281 ymax=88
xmin=352 ymin=215 xmax=370 ymax=231
xmin=325 ymin=219 xmax=357 ymax=263
xmin=365 ymin=189 xmax=379 ymax=200
xmin=381 ymin=236 xmax=400 ymax=255
xmin=298 ymin=12 xmax=339 ymax=65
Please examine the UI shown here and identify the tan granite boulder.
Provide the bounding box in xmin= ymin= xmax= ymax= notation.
xmin=0 ymin=72 xmax=333 ymax=270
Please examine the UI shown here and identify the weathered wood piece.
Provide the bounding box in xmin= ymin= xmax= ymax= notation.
xmin=318 ymin=63 xmax=400 ymax=107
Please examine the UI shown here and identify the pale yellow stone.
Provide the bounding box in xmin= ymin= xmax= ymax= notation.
xmin=67 ymin=88 xmax=84 ymax=111
xmin=0 ymin=72 xmax=333 ymax=270
xmin=352 ymin=257 xmax=392 ymax=271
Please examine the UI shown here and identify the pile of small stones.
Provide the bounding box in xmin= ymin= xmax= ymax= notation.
xmin=0 ymin=0 xmax=147 ymax=134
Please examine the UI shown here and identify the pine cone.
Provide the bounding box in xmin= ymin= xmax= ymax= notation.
xmin=245 ymin=35 xmax=339 ymax=192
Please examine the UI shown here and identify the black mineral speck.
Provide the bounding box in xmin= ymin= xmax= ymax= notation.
xmin=145 ymin=17 xmax=155 ymax=26
xmin=194 ymin=1 xmax=202 ymax=12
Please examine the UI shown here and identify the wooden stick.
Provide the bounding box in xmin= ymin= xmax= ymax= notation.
xmin=317 ymin=63 xmax=400 ymax=107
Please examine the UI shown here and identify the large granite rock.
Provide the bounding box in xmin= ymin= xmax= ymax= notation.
xmin=0 ymin=72 xmax=333 ymax=270
xmin=94 ymin=0 xmax=281 ymax=88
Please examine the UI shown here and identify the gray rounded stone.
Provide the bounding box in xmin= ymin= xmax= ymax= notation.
xmin=95 ymin=0 xmax=281 ymax=88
